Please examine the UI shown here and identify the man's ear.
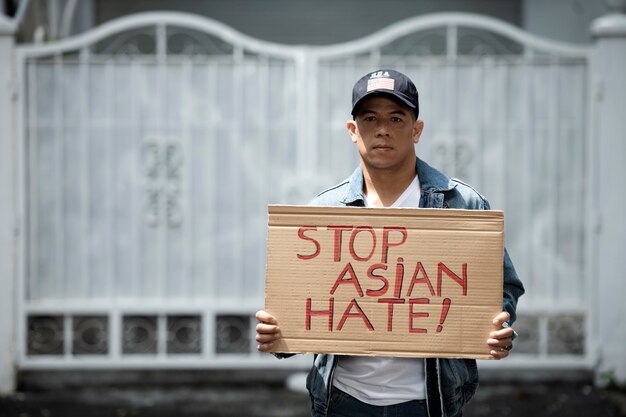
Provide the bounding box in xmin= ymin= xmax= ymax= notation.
xmin=413 ymin=120 xmax=425 ymax=144
xmin=347 ymin=120 xmax=358 ymax=143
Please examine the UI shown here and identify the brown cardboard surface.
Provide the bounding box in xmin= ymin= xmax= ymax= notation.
xmin=264 ymin=205 xmax=504 ymax=359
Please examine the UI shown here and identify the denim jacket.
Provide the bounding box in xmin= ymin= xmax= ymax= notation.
xmin=303 ymin=158 xmax=525 ymax=417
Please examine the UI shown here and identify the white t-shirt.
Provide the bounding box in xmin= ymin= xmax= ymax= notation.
xmin=332 ymin=175 xmax=426 ymax=406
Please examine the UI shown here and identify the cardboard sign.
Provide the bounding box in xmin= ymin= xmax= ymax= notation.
xmin=264 ymin=205 xmax=504 ymax=359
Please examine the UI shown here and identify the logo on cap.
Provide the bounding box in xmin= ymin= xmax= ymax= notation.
xmin=367 ymin=71 xmax=394 ymax=92
xmin=370 ymin=71 xmax=391 ymax=79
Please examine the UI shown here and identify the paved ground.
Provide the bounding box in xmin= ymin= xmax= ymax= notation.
xmin=1 ymin=374 xmax=625 ymax=417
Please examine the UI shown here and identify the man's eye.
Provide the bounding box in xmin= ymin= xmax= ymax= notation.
xmin=364 ymin=116 xmax=376 ymax=121
xmin=391 ymin=117 xmax=402 ymax=122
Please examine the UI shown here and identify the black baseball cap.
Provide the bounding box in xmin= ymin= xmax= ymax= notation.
xmin=351 ymin=69 xmax=419 ymax=119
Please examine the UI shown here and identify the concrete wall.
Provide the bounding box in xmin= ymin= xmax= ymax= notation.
xmin=93 ymin=0 xmax=522 ymax=45
xmin=523 ymin=0 xmax=608 ymax=43
xmin=0 ymin=16 xmax=16 ymax=395
xmin=591 ymin=11 xmax=626 ymax=386
xmin=25 ymin=0 xmax=614 ymax=46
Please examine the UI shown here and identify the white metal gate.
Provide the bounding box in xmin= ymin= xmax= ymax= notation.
xmin=16 ymin=12 xmax=593 ymax=370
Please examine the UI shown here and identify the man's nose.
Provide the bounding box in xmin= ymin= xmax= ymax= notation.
xmin=375 ymin=121 xmax=389 ymax=136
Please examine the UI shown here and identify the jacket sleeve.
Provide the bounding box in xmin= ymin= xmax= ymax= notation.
xmin=483 ymin=199 xmax=525 ymax=324
xmin=502 ymin=248 xmax=525 ymax=324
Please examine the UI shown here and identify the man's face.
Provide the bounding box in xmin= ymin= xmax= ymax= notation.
xmin=347 ymin=95 xmax=424 ymax=173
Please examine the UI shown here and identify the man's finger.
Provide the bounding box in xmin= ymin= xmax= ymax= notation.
xmin=487 ymin=337 xmax=513 ymax=348
xmin=256 ymin=333 xmax=280 ymax=343
xmin=256 ymin=310 xmax=278 ymax=325
xmin=489 ymin=327 xmax=514 ymax=340
xmin=256 ymin=323 xmax=280 ymax=334
xmin=257 ymin=342 xmax=274 ymax=352
xmin=490 ymin=349 xmax=510 ymax=360
xmin=492 ymin=311 xmax=510 ymax=326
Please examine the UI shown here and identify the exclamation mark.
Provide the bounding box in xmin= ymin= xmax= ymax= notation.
xmin=437 ymin=298 xmax=451 ymax=333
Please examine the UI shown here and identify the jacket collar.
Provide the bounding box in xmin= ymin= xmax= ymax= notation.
xmin=340 ymin=165 xmax=367 ymax=205
xmin=415 ymin=157 xmax=456 ymax=193
xmin=340 ymin=157 xmax=456 ymax=205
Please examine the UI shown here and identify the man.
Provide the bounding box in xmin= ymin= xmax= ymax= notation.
xmin=256 ymin=69 xmax=525 ymax=417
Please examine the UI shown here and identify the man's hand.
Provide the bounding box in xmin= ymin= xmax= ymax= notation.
xmin=255 ymin=310 xmax=281 ymax=352
xmin=488 ymin=311 xmax=516 ymax=360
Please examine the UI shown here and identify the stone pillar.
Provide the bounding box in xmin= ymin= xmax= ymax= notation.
xmin=591 ymin=0 xmax=626 ymax=386
xmin=0 ymin=13 xmax=17 ymax=395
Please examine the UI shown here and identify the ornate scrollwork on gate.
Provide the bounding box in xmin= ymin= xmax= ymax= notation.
xmin=548 ymin=315 xmax=585 ymax=355
xmin=215 ymin=315 xmax=251 ymax=354
xmin=379 ymin=27 xmax=523 ymax=58
xmin=95 ymin=26 xmax=234 ymax=56
xmin=27 ymin=316 xmax=64 ymax=355
xmin=141 ymin=139 xmax=183 ymax=229
xmin=165 ymin=143 xmax=183 ymax=228
xmin=498 ymin=314 xmax=585 ymax=356
xmin=431 ymin=141 xmax=475 ymax=183
xmin=72 ymin=316 xmax=109 ymax=355
xmin=509 ymin=314 xmax=540 ymax=354
xmin=381 ymin=29 xmax=447 ymax=56
xmin=143 ymin=142 xmax=161 ymax=228
xmin=166 ymin=27 xmax=234 ymax=55
xmin=167 ymin=315 xmax=202 ymax=354
xmin=122 ymin=315 xmax=158 ymax=354
xmin=457 ymin=27 xmax=524 ymax=56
